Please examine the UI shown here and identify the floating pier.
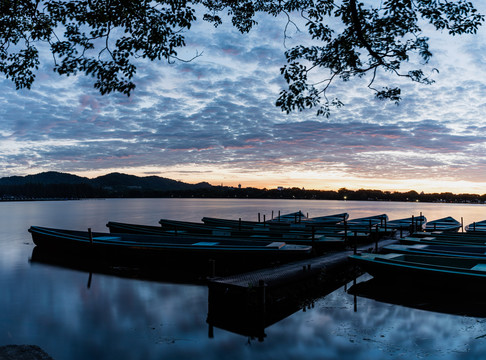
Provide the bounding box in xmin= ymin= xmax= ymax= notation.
xmin=208 ymin=239 xmax=397 ymax=306
xmin=207 ymin=238 xmax=398 ymax=340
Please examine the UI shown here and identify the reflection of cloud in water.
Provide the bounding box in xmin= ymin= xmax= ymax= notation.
xmin=261 ymin=277 xmax=486 ymax=360
xmin=5 ymin=259 xmax=486 ymax=359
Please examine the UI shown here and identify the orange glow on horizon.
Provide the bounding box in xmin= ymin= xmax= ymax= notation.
xmin=71 ymin=167 xmax=486 ymax=195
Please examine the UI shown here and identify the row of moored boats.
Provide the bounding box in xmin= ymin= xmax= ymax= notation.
xmin=350 ymin=216 xmax=486 ymax=293
xmin=28 ymin=211 xmax=486 ymax=281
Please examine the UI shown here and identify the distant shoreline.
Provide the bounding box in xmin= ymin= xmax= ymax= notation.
xmin=1 ymin=191 xmax=484 ymax=204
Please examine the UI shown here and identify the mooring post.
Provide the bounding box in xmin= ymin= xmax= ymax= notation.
xmin=88 ymin=228 xmax=93 ymax=245
xmin=375 ymin=226 xmax=378 ymax=253
xmin=258 ymin=213 xmax=261 ymax=223
xmin=238 ymin=218 xmax=241 ymax=231
xmin=263 ymin=214 xmax=266 ymax=224
xmin=344 ymin=220 xmax=348 ymax=246
xmin=461 ymin=217 xmax=464 ymax=232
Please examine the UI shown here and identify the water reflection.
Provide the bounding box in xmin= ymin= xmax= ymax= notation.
xmin=206 ymin=267 xmax=358 ymax=343
xmin=349 ymin=277 xmax=486 ymax=318
xmin=6 ymin=199 xmax=486 ymax=360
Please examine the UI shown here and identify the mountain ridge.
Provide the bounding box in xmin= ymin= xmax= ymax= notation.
xmin=0 ymin=171 xmax=212 ymax=191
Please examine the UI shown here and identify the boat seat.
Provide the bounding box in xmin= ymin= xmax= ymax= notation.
xmin=266 ymin=242 xmax=285 ymax=249
xmin=471 ymin=264 xmax=486 ymax=272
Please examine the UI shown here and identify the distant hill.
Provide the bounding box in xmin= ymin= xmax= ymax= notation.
xmin=0 ymin=171 xmax=212 ymax=196
xmin=0 ymin=171 xmax=90 ymax=186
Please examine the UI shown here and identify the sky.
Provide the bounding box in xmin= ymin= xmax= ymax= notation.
xmin=2 ymin=4 xmax=486 ymax=194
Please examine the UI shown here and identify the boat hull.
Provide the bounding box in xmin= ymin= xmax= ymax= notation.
xmin=349 ymin=252 xmax=486 ymax=293
xmin=28 ymin=226 xmax=312 ymax=272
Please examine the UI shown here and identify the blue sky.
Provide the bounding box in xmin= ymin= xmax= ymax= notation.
xmin=2 ymin=4 xmax=486 ymax=193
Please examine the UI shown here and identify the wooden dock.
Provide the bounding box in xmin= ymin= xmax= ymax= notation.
xmin=209 ymin=238 xmax=397 ymax=291
xmin=206 ymin=239 xmax=398 ymax=340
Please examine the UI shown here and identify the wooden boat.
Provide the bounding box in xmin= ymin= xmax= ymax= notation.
xmin=465 ymin=220 xmax=486 ymax=233
xmin=106 ymin=221 xmax=345 ymax=252
xmin=384 ymin=243 xmax=486 ymax=259
xmin=346 ymin=214 xmax=388 ymax=226
xmin=28 ymin=226 xmax=313 ymax=264
xmin=385 ymin=215 xmax=426 ymax=230
xmin=158 ymin=218 xmax=330 ymax=240
xmin=400 ymin=232 xmax=486 ymax=246
xmin=349 ymin=252 xmax=486 ymax=292
xmin=424 ymin=216 xmax=461 ymax=232
xmin=201 ymin=212 xmax=349 ymax=229
xmin=268 ymin=210 xmax=307 ymax=223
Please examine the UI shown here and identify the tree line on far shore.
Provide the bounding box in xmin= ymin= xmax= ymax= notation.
xmin=1 ymin=183 xmax=484 ymax=203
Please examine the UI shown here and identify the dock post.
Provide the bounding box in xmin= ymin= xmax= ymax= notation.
xmin=209 ymin=259 xmax=216 ymax=278
xmin=88 ymin=228 xmax=93 ymax=245
xmin=87 ymin=272 xmax=92 ymax=289
xmin=258 ymin=213 xmax=261 ymax=223
xmin=257 ymin=280 xmax=266 ymax=318
xmin=461 ymin=217 xmax=464 ymax=232
xmin=238 ymin=218 xmax=241 ymax=231
xmin=264 ymin=214 xmax=266 ymax=224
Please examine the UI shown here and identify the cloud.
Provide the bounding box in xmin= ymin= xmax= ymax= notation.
xmin=2 ymin=5 xmax=486 ymax=192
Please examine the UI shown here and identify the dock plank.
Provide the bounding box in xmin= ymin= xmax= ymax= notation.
xmin=209 ymin=239 xmax=397 ymax=290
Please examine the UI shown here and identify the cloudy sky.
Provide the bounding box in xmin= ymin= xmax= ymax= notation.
xmin=2 ymin=4 xmax=486 ymax=193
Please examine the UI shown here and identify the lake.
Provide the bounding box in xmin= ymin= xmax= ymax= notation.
xmin=2 ymin=198 xmax=486 ymax=359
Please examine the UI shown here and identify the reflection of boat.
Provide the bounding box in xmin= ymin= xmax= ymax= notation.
xmin=28 ymin=226 xmax=313 ymax=273
xmin=348 ymin=277 xmax=486 ymax=318
xmin=466 ymin=220 xmax=486 ymax=233
xmin=424 ymin=216 xmax=461 ymax=232
xmin=29 ymin=246 xmax=208 ymax=284
xmin=106 ymin=221 xmax=343 ymax=252
xmin=349 ymin=252 xmax=486 ymax=292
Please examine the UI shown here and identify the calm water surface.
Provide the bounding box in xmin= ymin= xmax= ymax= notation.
xmin=2 ymin=198 xmax=486 ymax=359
